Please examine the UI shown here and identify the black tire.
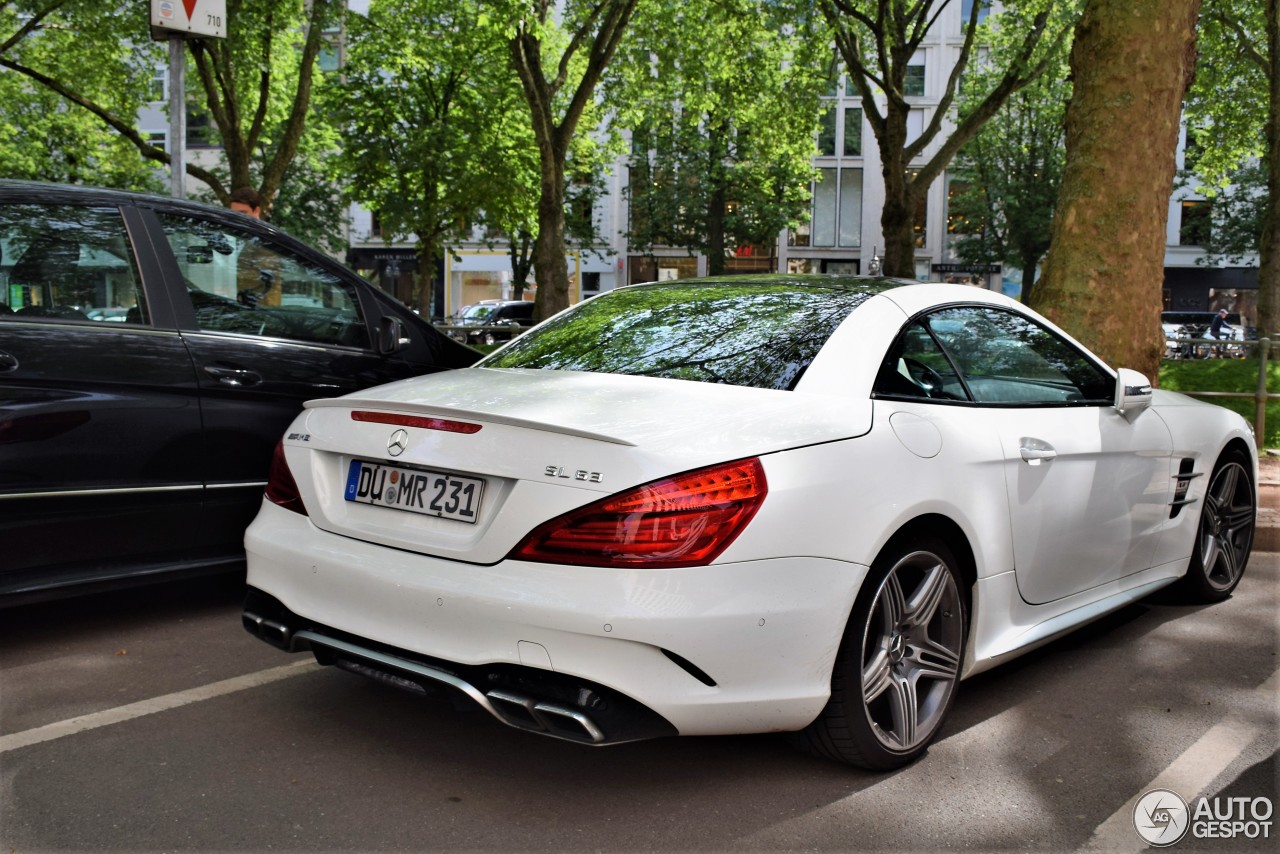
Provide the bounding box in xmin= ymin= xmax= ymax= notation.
xmin=1175 ymin=450 xmax=1254 ymax=602
xmin=792 ymin=537 xmax=967 ymax=770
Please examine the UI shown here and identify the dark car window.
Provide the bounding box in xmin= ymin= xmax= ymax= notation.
xmin=874 ymin=321 xmax=971 ymax=401
xmin=156 ymin=213 xmax=370 ymax=349
xmin=482 ymin=280 xmax=891 ymax=390
xmin=0 ymin=204 xmax=149 ymax=325
xmin=923 ymin=306 xmax=1113 ymax=405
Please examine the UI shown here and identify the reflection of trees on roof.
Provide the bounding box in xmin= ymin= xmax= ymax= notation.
xmin=485 ymin=279 xmax=897 ymax=390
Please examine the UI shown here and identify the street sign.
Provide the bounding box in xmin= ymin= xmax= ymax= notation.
xmin=151 ymin=0 xmax=226 ymax=40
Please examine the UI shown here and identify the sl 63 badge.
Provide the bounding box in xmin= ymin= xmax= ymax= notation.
xmin=545 ymin=465 xmax=603 ymax=484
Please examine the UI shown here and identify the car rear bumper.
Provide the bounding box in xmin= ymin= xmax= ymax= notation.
xmin=244 ymin=501 xmax=866 ymax=742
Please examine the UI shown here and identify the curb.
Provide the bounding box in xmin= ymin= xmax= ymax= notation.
xmin=1256 ymin=525 xmax=1278 ymax=553
xmin=1257 ymin=478 xmax=1278 ymax=553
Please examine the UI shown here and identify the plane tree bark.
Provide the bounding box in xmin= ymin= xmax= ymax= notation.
xmin=1033 ymin=0 xmax=1201 ymax=377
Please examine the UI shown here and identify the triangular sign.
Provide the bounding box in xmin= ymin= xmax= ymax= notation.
xmin=183 ymin=0 xmax=198 ymax=20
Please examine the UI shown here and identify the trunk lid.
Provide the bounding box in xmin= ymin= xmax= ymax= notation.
xmin=285 ymin=368 xmax=871 ymax=563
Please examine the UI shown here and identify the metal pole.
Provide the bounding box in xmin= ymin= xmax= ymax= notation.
xmin=168 ymin=38 xmax=185 ymax=199
xmin=1256 ymin=337 xmax=1270 ymax=443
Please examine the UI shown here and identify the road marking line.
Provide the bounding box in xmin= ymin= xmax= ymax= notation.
xmin=0 ymin=659 xmax=314 ymax=754
xmin=1079 ymin=666 xmax=1280 ymax=852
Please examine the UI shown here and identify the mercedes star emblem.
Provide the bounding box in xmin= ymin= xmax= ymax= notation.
xmin=387 ymin=429 xmax=409 ymax=457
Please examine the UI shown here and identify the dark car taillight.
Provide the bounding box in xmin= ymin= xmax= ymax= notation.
xmin=509 ymin=458 xmax=767 ymax=569
xmin=265 ymin=440 xmax=308 ymax=516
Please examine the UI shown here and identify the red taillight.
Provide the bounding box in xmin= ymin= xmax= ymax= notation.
xmin=265 ymin=440 xmax=308 ymax=516
xmin=351 ymin=411 xmax=482 ymax=434
xmin=510 ymin=458 xmax=767 ymax=568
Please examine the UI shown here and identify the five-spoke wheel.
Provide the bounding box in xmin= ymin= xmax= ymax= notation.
xmin=795 ymin=537 xmax=966 ymax=770
xmin=1178 ymin=450 xmax=1254 ymax=601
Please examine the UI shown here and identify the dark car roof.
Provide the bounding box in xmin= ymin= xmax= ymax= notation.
xmin=0 ymin=179 xmax=292 ymax=242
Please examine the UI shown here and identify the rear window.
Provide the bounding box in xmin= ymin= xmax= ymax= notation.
xmin=479 ymin=279 xmax=893 ymax=390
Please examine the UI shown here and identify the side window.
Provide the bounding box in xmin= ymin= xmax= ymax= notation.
xmin=874 ymin=321 xmax=970 ymax=401
xmin=925 ymin=307 xmax=1113 ymax=405
xmin=0 ymin=204 xmax=149 ymax=325
xmin=156 ymin=213 xmax=370 ymax=349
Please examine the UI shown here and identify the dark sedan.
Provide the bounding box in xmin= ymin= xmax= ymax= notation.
xmin=0 ymin=181 xmax=479 ymax=603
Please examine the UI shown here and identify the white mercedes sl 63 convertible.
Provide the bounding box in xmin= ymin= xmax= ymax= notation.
xmin=242 ymin=276 xmax=1256 ymax=769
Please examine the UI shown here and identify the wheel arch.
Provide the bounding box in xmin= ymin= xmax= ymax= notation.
xmin=1220 ymin=436 xmax=1256 ymax=471
xmin=876 ymin=513 xmax=978 ymax=600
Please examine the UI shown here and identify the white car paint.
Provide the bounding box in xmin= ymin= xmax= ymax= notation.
xmin=243 ymin=278 xmax=1258 ymax=768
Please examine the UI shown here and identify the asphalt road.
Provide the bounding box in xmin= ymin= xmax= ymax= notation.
xmin=2 ymin=553 xmax=1277 ymax=853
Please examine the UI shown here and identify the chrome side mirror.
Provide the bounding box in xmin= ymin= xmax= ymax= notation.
xmin=1115 ymin=368 xmax=1153 ymax=419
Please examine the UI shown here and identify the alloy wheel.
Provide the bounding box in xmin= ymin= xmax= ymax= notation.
xmin=1196 ymin=460 xmax=1255 ymax=593
xmin=860 ymin=550 xmax=964 ymax=752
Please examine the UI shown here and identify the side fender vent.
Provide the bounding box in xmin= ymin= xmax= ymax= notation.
xmin=1169 ymin=457 xmax=1202 ymax=519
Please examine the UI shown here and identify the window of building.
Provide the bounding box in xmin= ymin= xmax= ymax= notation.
xmin=961 ymin=0 xmax=991 ymax=25
xmin=149 ymin=67 xmax=167 ymax=103
xmin=810 ymin=167 xmax=863 ymax=249
xmin=946 ymin=179 xmax=970 ymax=234
xmin=812 ymin=167 xmax=838 ymax=246
xmin=909 ymin=171 xmax=928 ymax=249
xmin=843 ymin=108 xmax=862 ymax=156
xmin=147 ymin=130 xmax=169 ymax=154
xmin=906 ymin=109 xmax=926 ymax=147
xmin=905 ymin=63 xmax=926 ymax=98
xmin=839 ymin=169 xmax=863 ymax=248
xmin=817 ymin=106 xmax=837 ymax=156
xmin=186 ymin=107 xmax=217 ymax=148
xmin=789 ymin=220 xmax=811 ymax=248
xmin=1180 ymin=200 xmax=1212 ymax=246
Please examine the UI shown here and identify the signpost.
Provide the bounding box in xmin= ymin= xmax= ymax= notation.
xmin=150 ymin=1 xmax=227 ymax=199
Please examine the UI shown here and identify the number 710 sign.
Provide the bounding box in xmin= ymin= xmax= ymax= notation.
xmin=151 ymin=0 xmax=226 ymax=40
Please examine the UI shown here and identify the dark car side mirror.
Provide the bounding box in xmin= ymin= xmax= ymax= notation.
xmin=377 ymin=316 xmax=408 ymax=354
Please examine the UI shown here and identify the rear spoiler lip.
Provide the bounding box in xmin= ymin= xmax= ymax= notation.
xmin=303 ymin=398 xmax=637 ymax=447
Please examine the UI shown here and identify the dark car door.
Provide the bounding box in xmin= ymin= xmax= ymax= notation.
xmin=140 ymin=207 xmax=478 ymax=547
xmin=0 ymin=202 xmax=207 ymax=598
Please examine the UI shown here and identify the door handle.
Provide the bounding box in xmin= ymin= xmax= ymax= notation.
xmin=0 ymin=350 xmax=17 ymax=372
xmin=1019 ymin=440 xmax=1057 ymax=465
xmin=203 ymin=365 xmax=262 ymax=388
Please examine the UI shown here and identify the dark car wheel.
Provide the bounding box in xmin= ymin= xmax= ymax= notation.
xmin=793 ymin=537 xmax=966 ymax=770
xmin=1176 ymin=450 xmax=1254 ymax=602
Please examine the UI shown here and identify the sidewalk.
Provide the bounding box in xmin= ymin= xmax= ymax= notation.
xmin=1257 ymin=451 xmax=1278 ymax=552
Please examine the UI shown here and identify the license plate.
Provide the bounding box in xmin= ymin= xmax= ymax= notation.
xmin=344 ymin=459 xmax=484 ymax=523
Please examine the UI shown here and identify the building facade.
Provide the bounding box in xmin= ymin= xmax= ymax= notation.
xmin=334 ymin=0 xmax=1257 ymax=323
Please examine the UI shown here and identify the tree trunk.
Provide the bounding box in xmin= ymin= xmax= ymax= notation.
xmin=1032 ymin=0 xmax=1201 ymax=379
xmin=707 ymin=183 xmax=727 ymax=276
xmin=1019 ymin=247 xmax=1042 ymax=305
xmin=877 ymin=110 xmax=918 ymax=278
xmin=415 ymin=242 xmax=436 ymax=319
xmin=1259 ymin=0 xmax=1280 ymax=340
xmin=531 ymin=140 xmax=569 ymax=321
